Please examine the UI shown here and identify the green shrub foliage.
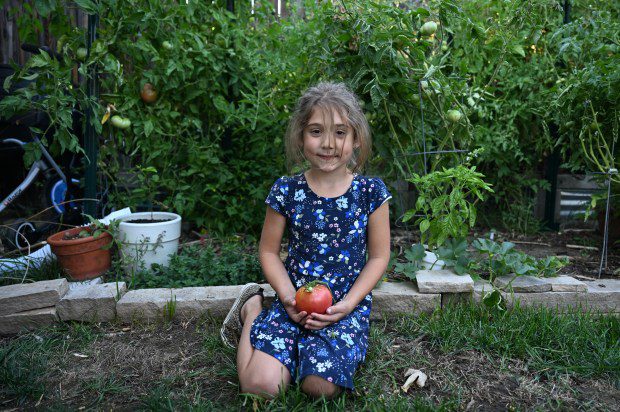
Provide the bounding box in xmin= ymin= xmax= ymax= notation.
xmin=2 ymin=0 xmax=618 ymax=235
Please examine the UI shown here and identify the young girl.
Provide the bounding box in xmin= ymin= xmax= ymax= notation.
xmin=221 ymin=82 xmax=391 ymax=399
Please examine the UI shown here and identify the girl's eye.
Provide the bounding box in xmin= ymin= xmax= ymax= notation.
xmin=310 ymin=129 xmax=322 ymax=135
xmin=336 ymin=129 xmax=347 ymax=137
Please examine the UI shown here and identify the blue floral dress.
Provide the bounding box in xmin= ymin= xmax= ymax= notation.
xmin=249 ymin=172 xmax=391 ymax=390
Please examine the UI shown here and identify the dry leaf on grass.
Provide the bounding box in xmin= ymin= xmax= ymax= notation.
xmin=402 ymin=368 xmax=427 ymax=392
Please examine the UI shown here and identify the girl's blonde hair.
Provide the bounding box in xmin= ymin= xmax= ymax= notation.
xmin=284 ymin=82 xmax=371 ymax=173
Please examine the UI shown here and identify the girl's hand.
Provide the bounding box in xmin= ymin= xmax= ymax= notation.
xmin=282 ymin=296 xmax=308 ymax=326
xmin=304 ymin=300 xmax=353 ymax=331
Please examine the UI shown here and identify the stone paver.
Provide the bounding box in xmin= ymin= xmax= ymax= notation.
xmin=117 ymin=285 xmax=273 ymax=322
xmin=416 ymin=270 xmax=474 ymax=293
xmin=0 ymin=307 xmax=58 ymax=335
xmin=583 ymin=279 xmax=620 ymax=313
xmin=68 ymin=277 xmax=103 ymax=291
xmin=0 ymin=279 xmax=68 ymax=316
xmin=372 ymin=281 xmax=440 ymax=318
xmin=116 ymin=281 xmax=441 ymax=323
xmin=493 ymin=275 xmax=551 ymax=292
xmin=546 ymin=275 xmax=587 ymax=292
xmin=499 ymin=280 xmax=618 ymax=312
xmin=57 ymin=282 xmax=127 ymax=322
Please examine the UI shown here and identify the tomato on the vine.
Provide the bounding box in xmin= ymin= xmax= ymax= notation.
xmin=140 ymin=83 xmax=158 ymax=104
xmin=420 ymin=21 xmax=438 ymax=36
xmin=295 ymin=281 xmax=333 ymax=315
xmin=111 ymin=115 xmax=131 ymax=129
xmin=447 ymin=109 xmax=463 ymax=123
xmin=162 ymin=41 xmax=174 ymax=50
xmin=76 ymin=47 xmax=88 ymax=61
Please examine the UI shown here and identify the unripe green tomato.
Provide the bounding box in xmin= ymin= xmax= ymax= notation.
xmin=420 ymin=21 xmax=438 ymax=36
xmin=446 ymin=109 xmax=463 ymax=123
xmin=162 ymin=41 xmax=173 ymax=50
xmin=76 ymin=47 xmax=88 ymax=61
xmin=111 ymin=115 xmax=131 ymax=130
xmin=589 ymin=122 xmax=598 ymax=131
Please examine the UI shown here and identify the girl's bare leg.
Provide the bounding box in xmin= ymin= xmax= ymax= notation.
xmin=301 ymin=375 xmax=342 ymax=399
xmin=237 ymin=295 xmax=292 ymax=398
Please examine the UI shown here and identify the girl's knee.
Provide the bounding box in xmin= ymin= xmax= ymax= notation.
xmin=240 ymin=374 xmax=287 ymax=399
xmin=239 ymin=365 xmax=290 ymax=398
xmin=300 ymin=375 xmax=342 ymax=399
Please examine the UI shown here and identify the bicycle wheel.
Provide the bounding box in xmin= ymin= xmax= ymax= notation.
xmin=0 ymin=218 xmax=38 ymax=251
xmin=45 ymin=177 xmax=80 ymax=214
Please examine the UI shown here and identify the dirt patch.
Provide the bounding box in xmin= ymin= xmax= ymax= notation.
xmin=3 ymin=319 xmax=617 ymax=410
xmin=388 ymin=335 xmax=620 ymax=411
xmin=3 ymin=318 xmax=238 ymax=410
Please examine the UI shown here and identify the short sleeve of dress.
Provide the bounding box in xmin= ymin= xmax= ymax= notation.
xmin=265 ymin=176 xmax=290 ymax=217
xmin=368 ymin=177 xmax=392 ymax=215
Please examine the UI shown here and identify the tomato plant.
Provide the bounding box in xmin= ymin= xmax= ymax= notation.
xmin=295 ymin=281 xmax=333 ymax=315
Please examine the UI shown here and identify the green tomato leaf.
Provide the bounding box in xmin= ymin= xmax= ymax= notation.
xmin=419 ymin=219 xmax=430 ymax=233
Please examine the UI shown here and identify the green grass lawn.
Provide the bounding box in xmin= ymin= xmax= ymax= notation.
xmin=1 ymin=303 xmax=618 ymax=410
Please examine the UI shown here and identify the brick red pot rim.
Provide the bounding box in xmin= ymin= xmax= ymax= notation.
xmin=47 ymin=226 xmax=113 ymax=254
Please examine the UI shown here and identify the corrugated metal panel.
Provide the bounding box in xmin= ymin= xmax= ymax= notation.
xmin=554 ymin=174 xmax=601 ymax=223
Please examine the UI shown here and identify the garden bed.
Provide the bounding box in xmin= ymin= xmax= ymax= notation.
xmin=389 ymin=228 xmax=619 ymax=280
xmin=1 ymin=305 xmax=618 ymax=410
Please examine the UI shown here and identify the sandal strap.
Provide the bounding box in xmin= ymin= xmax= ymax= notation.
xmin=238 ymin=287 xmax=264 ymax=326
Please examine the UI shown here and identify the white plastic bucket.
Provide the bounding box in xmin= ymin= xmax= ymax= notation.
xmin=420 ymin=250 xmax=446 ymax=270
xmin=117 ymin=212 xmax=181 ymax=273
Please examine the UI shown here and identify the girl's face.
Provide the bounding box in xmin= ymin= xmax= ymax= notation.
xmin=302 ymin=107 xmax=358 ymax=174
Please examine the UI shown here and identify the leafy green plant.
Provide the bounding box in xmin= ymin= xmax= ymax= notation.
xmin=3 ymin=0 xmax=618 ymax=237
xmin=127 ymin=166 xmax=160 ymax=215
xmin=403 ymin=162 xmax=493 ymax=250
xmin=467 ymin=237 xmax=568 ymax=310
xmin=129 ymin=240 xmax=262 ymax=289
xmin=392 ymin=244 xmax=425 ymax=280
xmin=470 ymin=238 xmax=568 ymax=281
xmin=436 ymin=238 xmax=470 ymax=275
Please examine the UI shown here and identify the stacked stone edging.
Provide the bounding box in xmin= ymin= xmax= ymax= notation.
xmin=57 ymin=282 xmax=127 ymax=322
xmin=0 ymin=274 xmax=618 ymax=335
xmin=0 ymin=279 xmax=68 ymax=315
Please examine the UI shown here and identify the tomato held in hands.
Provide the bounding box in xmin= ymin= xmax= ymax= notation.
xmin=295 ymin=281 xmax=333 ymax=315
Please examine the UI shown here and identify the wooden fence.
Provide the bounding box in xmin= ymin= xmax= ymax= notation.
xmin=0 ymin=0 xmax=89 ymax=65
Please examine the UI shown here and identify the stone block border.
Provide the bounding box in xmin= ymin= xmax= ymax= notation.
xmin=0 ymin=273 xmax=618 ymax=335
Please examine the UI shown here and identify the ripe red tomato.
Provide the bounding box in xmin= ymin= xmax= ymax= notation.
xmin=295 ymin=281 xmax=333 ymax=314
xmin=140 ymin=83 xmax=158 ymax=104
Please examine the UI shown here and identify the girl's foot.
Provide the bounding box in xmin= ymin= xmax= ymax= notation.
xmin=240 ymin=294 xmax=263 ymax=324
xmin=220 ymin=283 xmax=264 ymax=349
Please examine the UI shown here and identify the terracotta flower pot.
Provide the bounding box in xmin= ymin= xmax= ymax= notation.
xmin=47 ymin=226 xmax=112 ymax=281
